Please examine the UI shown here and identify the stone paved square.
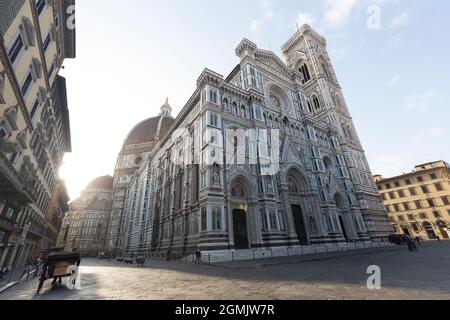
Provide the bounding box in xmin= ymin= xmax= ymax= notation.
xmin=1 ymin=242 xmax=449 ymax=300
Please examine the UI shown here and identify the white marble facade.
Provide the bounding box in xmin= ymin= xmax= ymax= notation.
xmin=118 ymin=25 xmax=392 ymax=256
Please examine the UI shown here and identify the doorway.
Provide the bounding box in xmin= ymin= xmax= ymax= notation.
xmin=339 ymin=216 xmax=349 ymax=242
xmin=291 ymin=205 xmax=308 ymax=245
xmin=233 ymin=209 xmax=249 ymax=250
xmin=426 ymin=229 xmax=437 ymax=240
xmin=439 ymin=228 xmax=449 ymax=239
xmin=403 ymin=228 xmax=411 ymax=237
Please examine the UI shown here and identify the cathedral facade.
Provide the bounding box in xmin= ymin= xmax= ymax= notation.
xmin=108 ymin=25 xmax=392 ymax=259
xmin=57 ymin=176 xmax=113 ymax=256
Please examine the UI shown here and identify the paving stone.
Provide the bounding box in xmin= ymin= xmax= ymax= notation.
xmin=0 ymin=242 xmax=449 ymax=300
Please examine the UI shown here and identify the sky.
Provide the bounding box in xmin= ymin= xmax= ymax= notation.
xmin=58 ymin=0 xmax=450 ymax=200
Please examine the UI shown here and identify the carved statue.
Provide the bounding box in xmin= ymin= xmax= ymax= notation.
xmin=310 ymin=217 xmax=317 ymax=233
xmin=213 ymin=171 xmax=220 ymax=186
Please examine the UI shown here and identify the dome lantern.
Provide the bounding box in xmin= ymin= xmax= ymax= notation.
xmin=160 ymin=97 xmax=172 ymax=117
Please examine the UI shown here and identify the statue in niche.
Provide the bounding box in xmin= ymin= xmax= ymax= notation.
xmin=213 ymin=170 xmax=221 ymax=186
xmin=310 ymin=217 xmax=317 ymax=233
xmin=266 ymin=177 xmax=274 ymax=193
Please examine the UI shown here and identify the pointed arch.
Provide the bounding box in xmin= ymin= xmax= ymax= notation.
xmin=323 ymin=156 xmax=333 ymax=171
xmin=334 ymin=192 xmax=347 ymax=210
xmin=312 ymin=94 xmax=321 ymax=111
xmin=286 ymin=166 xmax=309 ymax=193
xmin=295 ymin=59 xmax=312 ymax=84
xmin=319 ymin=55 xmax=330 ymax=80
xmin=230 ymin=175 xmax=254 ymax=199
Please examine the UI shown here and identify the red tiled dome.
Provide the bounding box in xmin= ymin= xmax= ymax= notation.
xmin=86 ymin=176 xmax=114 ymax=190
xmin=124 ymin=116 xmax=174 ymax=146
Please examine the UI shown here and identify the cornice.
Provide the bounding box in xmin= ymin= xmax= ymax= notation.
xmin=235 ymin=38 xmax=257 ymax=58
xmin=281 ymin=24 xmax=326 ymax=56
xmin=255 ymin=49 xmax=293 ymax=77
xmin=197 ymin=68 xmax=223 ymax=87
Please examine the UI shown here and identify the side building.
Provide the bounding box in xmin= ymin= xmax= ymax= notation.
xmin=374 ymin=161 xmax=450 ymax=240
xmin=0 ymin=0 xmax=75 ymax=272
xmin=57 ymin=176 xmax=113 ymax=256
xmin=117 ymin=25 xmax=392 ymax=260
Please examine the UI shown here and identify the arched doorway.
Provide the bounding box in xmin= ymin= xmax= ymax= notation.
xmin=400 ymin=223 xmax=411 ymax=237
xmin=287 ymin=169 xmax=310 ymax=245
xmin=230 ymin=178 xmax=251 ymax=250
xmin=334 ymin=193 xmax=349 ymax=242
xmin=422 ymin=222 xmax=437 ymax=240
xmin=437 ymin=220 xmax=449 ymax=239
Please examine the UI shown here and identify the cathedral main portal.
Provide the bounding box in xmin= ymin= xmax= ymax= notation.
xmin=232 ymin=209 xmax=250 ymax=250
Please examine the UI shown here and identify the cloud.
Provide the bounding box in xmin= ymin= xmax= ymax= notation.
xmin=388 ymin=74 xmax=400 ymax=86
xmin=404 ymin=89 xmax=440 ymax=115
xmin=371 ymin=154 xmax=413 ymax=177
xmin=410 ymin=127 xmax=447 ymax=145
xmin=389 ymin=12 xmax=411 ymax=28
xmin=250 ymin=0 xmax=281 ymax=36
xmin=296 ymin=13 xmax=316 ymax=28
xmin=428 ymin=127 xmax=447 ymax=137
xmin=323 ymin=0 xmax=360 ymax=29
xmin=329 ymin=45 xmax=351 ymax=60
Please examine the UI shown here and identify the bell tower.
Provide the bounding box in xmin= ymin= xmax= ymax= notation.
xmin=281 ymin=24 xmax=392 ymax=241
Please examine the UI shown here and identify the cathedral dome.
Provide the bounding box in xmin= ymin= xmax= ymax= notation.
xmin=123 ymin=98 xmax=175 ymax=147
xmin=85 ymin=176 xmax=114 ymax=190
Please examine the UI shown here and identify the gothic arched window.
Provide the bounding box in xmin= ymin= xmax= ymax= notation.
xmin=241 ymin=105 xmax=247 ymax=118
xmin=299 ymin=63 xmax=311 ymax=84
xmin=232 ymin=102 xmax=238 ymax=115
xmin=313 ymin=95 xmax=321 ymax=110
xmin=307 ymin=100 xmax=312 ymax=113
xmin=321 ymin=60 xmax=330 ymax=80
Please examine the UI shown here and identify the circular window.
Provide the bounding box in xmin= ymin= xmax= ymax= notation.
xmin=267 ymin=85 xmax=292 ymax=114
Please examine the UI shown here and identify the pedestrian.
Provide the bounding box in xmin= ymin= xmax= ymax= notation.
xmin=437 ymin=236 xmax=441 ymax=243
xmin=33 ymin=256 xmax=42 ymax=278
xmin=20 ymin=258 xmax=33 ymax=282
xmin=415 ymin=236 xmax=421 ymax=245
xmin=407 ymin=238 xmax=418 ymax=252
xmin=195 ymin=249 xmax=202 ymax=264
